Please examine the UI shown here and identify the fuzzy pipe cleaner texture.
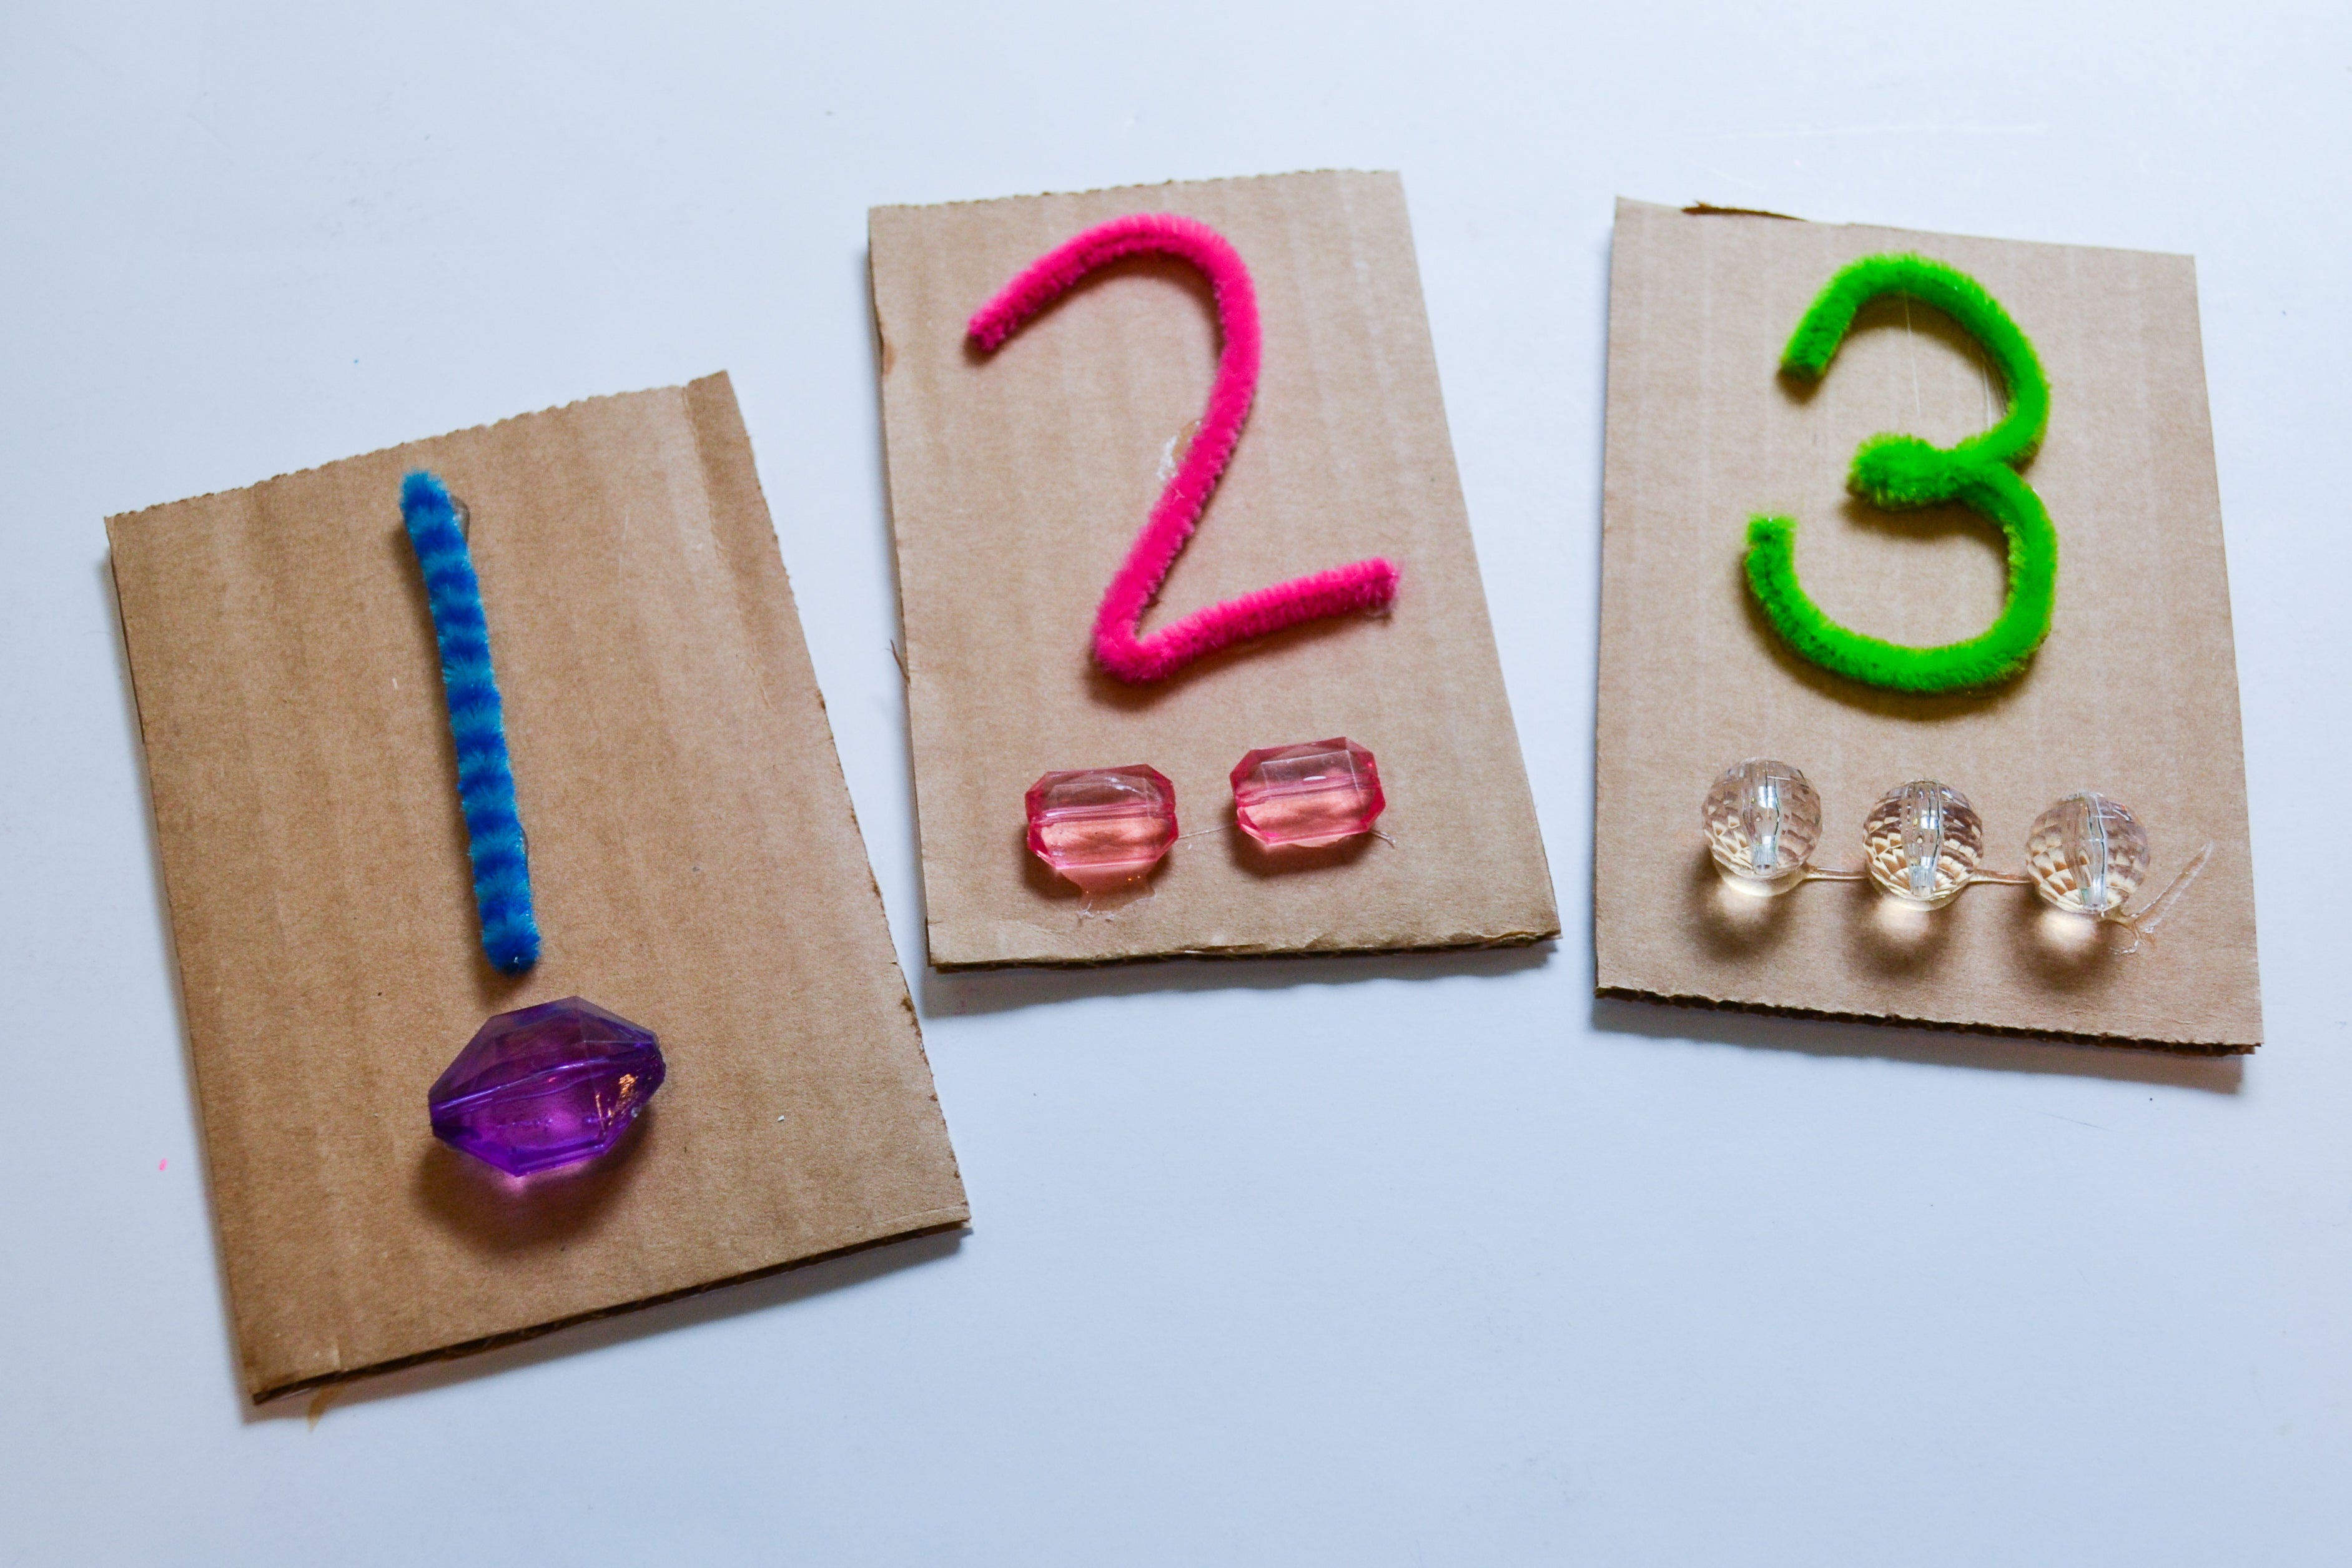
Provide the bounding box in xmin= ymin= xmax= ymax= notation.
xmin=1744 ymin=252 xmax=2058 ymax=694
xmin=969 ymin=212 xmax=1400 ymax=683
xmin=400 ymin=471 xmax=540 ymax=974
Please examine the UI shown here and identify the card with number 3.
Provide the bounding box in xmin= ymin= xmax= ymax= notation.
xmin=1594 ymin=200 xmax=2258 ymax=1052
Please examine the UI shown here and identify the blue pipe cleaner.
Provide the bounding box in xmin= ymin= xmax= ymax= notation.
xmin=400 ymin=471 xmax=540 ymax=974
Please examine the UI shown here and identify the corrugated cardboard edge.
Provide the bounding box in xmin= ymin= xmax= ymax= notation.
xmin=932 ymin=929 xmax=1558 ymax=974
xmin=867 ymin=167 xmax=1383 ymax=217
xmin=1679 ymin=198 xmax=2200 ymax=260
xmin=106 ymin=385 xmax=704 ymax=529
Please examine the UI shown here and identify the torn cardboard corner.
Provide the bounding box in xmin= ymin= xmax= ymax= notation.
xmin=107 ymin=375 xmax=967 ymax=1403
xmin=869 ymin=170 xmax=1558 ymax=969
xmin=1594 ymin=199 xmax=2260 ymax=1053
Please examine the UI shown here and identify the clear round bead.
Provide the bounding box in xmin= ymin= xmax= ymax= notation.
xmin=1864 ymin=780 xmax=1983 ymax=908
xmin=2026 ymin=791 xmax=2149 ymax=915
xmin=1702 ymin=759 xmax=1822 ymax=894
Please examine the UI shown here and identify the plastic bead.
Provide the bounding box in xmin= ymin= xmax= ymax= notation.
xmin=1702 ymin=759 xmax=1822 ymax=894
xmin=2026 ymin=791 xmax=2150 ymax=916
xmin=1864 ymin=780 xmax=1984 ymax=908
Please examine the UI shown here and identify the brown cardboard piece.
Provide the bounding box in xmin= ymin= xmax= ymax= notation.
xmin=870 ymin=171 xmax=1558 ymax=968
xmin=1595 ymin=200 xmax=2261 ymax=1052
xmin=107 ymin=377 xmax=968 ymax=1403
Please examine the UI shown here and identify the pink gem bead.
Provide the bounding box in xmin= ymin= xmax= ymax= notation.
xmin=1230 ymin=737 xmax=1385 ymax=848
xmin=1025 ymin=765 xmax=1179 ymax=892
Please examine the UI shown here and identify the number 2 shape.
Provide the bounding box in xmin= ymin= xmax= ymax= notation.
xmin=969 ymin=213 xmax=1401 ymax=683
xmin=1743 ymin=252 xmax=2058 ymax=694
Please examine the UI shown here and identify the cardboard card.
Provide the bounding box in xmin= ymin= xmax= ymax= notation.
xmin=107 ymin=377 xmax=967 ymax=1402
xmin=870 ymin=171 xmax=1558 ymax=968
xmin=1595 ymin=200 xmax=2260 ymax=1052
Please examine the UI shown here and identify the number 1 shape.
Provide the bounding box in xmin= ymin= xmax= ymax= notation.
xmin=969 ymin=213 xmax=1401 ymax=683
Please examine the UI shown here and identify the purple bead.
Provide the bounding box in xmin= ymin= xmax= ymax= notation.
xmin=428 ymin=997 xmax=665 ymax=1176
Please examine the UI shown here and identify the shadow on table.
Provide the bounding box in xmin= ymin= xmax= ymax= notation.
xmin=246 ymin=1228 xmax=966 ymax=1425
xmin=921 ymin=940 xmax=1556 ymax=1018
xmin=1590 ymin=994 xmax=2244 ymax=1094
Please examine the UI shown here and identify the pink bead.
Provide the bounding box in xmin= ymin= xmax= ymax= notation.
xmin=1025 ymin=766 xmax=1179 ymax=892
xmin=1230 ymin=737 xmax=1385 ymax=849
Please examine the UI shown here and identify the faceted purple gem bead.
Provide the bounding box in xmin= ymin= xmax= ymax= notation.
xmin=428 ymin=996 xmax=665 ymax=1176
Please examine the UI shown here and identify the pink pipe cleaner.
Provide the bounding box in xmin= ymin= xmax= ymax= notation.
xmin=969 ymin=212 xmax=1401 ymax=683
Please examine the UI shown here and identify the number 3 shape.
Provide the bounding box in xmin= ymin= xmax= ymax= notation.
xmin=969 ymin=214 xmax=1401 ymax=684
xmin=1744 ymin=253 xmax=2057 ymax=693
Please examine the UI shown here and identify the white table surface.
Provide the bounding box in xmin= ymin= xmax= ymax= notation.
xmin=3 ymin=2 xmax=2346 ymax=1562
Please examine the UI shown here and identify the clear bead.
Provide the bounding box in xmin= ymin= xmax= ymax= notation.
xmin=1702 ymin=759 xmax=1822 ymax=894
xmin=1864 ymin=780 xmax=1983 ymax=908
xmin=2026 ymin=791 xmax=2150 ymax=915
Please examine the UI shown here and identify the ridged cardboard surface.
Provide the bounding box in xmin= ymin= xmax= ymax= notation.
xmin=871 ymin=171 xmax=1558 ymax=967
xmin=108 ymin=377 xmax=967 ymax=1401
xmin=1595 ymin=200 xmax=2260 ymax=1052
